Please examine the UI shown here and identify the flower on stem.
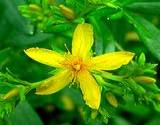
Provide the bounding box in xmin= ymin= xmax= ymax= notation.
xmin=24 ymin=23 xmax=134 ymax=109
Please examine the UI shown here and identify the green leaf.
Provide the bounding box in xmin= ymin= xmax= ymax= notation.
xmin=10 ymin=31 xmax=53 ymax=46
xmin=0 ymin=48 xmax=11 ymax=68
xmin=88 ymin=6 xmax=118 ymax=18
xmin=138 ymin=53 xmax=146 ymax=66
xmin=121 ymin=103 xmax=151 ymax=117
xmin=126 ymin=79 xmax=146 ymax=95
xmin=65 ymin=0 xmax=86 ymax=14
xmin=89 ymin=16 xmax=115 ymax=55
xmin=140 ymin=83 xmax=160 ymax=93
xmin=0 ymin=48 xmax=10 ymax=62
xmin=0 ymin=18 xmax=11 ymax=42
xmin=0 ymin=97 xmax=15 ymax=119
xmin=126 ymin=2 xmax=160 ymax=14
xmin=2 ymin=0 xmax=30 ymax=34
xmin=125 ymin=12 xmax=160 ymax=61
xmin=112 ymin=116 xmax=132 ymax=125
xmin=0 ymin=83 xmax=13 ymax=94
xmin=88 ymin=0 xmax=119 ymax=9
xmin=9 ymin=101 xmax=43 ymax=125
xmin=0 ymin=118 xmax=6 ymax=125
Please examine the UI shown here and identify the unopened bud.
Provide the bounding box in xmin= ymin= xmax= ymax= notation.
xmin=106 ymin=92 xmax=118 ymax=108
xmin=134 ymin=76 xmax=156 ymax=84
xmin=59 ymin=4 xmax=75 ymax=20
xmin=29 ymin=4 xmax=42 ymax=12
xmin=155 ymin=94 xmax=160 ymax=101
xmin=48 ymin=0 xmax=55 ymax=4
xmin=125 ymin=31 xmax=139 ymax=42
xmin=91 ymin=111 xmax=98 ymax=119
xmin=3 ymin=88 xmax=19 ymax=100
xmin=61 ymin=95 xmax=74 ymax=111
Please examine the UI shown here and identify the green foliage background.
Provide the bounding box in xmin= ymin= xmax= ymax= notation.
xmin=1 ymin=0 xmax=160 ymax=125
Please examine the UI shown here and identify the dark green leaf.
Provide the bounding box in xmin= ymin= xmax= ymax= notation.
xmin=9 ymin=101 xmax=43 ymax=125
xmin=89 ymin=16 xmax=115 ymax=55
xmin=88 ymin=7 xmax=118 ymax=18
xmin=65 ymin=0 xmax=86 ymax=14
xmin=9 ymin=31 xmax=53 ymax=46
xmin=140 ymin=83 xmax=160 ymax=93
xmin=0 ymin=48 xmax=11 ymax=68
xmin=126 ymin=2 xmax=160 ymax=14
xmin=2 ymin=0 xmax=30 ymax=34
xmin=0 ymin=18 xmax=11 ymax=42
xmin=125 ymin=12 xmax=160 ymax=60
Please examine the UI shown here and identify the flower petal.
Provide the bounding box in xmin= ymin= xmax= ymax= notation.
xmin=91 ymin=51 xmax=134 ymax=70
xmin=36 ymin=70 xmax=73 ymax=95
xmin=24 ymin=48 xmax=65 ymax=68
xmin=77 ymin=70 xmax=101 ymax=109
xmin=72 ymin=23 xmax=94 ymax=59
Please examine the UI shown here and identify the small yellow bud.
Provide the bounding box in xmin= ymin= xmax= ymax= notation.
xmin=61 ymin=95 xmax=74 ymax=111
xmin=91 ymin=111 xmax=98 ymax=119
xmin=29 ymin=4 xmax=42 ymax=12
xmin=106 ymin=92 xmax=118 ymax=108
xmin=45 ymin=105 xmax=55 ymax=112
xmin=3 ymin=88 xmax=19 ymax=100
xmin=125 ymin=31 xmax=139 ymax=42
xmin=48 ymin=0 xmax=55 ymax=4
xmin=134 ymin=76 xmax=156 ymax=84
xmin=59 ymin=4 xmax=75 ymax=20
xmin=155 ymin=94 xmax=160 ymax=101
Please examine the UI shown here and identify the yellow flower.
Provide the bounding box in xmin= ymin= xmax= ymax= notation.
xmin=24 ymin=23 xmax=134 ymax=109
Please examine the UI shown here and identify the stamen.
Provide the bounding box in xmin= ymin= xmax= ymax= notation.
xmin=64 ymin=44 xmax=71 ymax=54
xmin=73 ymin=64 xmax=81 ymax=71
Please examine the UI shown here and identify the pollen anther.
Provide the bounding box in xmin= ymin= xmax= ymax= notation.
xmin=73 ymin=64 xmax=81 ymax=71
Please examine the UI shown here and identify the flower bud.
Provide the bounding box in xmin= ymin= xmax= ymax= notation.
xmin=29 ymin=4 xmax=42 ymax=12
xmin=134 ymin=76 xmax=156 ymax=84
xmin=3 ymin=88 xmax=19 ymax=100
xmin=155 ymin=94 xmax=160 ymax=101
xmin=59 ymin=4 xmax=75 ymax=20
xmin=61 ymin=95 xmax=74 ymax=111
xmin=125 ymin=31 xmax=139 ymax=42
xmin=48 ymin=0 xmax=55 ymax=4
xmin=91 ymin=111 xmax=98 ymax=119
xmin=106 ymin=92 xmax=118 ymax=108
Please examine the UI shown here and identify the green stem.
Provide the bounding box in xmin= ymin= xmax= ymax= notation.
xmin=30 ymin=81 xmax=42 ymax=89
xmin=0 ymin=73 xmax=31 ymax=86
xmin=115 ymin=42 xmax=124 ymax=51
xmin=0 ymin=72 xmax=45 ymax=91
xmin=94 ymin=71 xmax=124 ymax=82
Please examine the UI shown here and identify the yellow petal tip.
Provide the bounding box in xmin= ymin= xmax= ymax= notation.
xmin=91 ymin=51 xmax=135 ymax=71
xmin=24 ymin=47 xmax=38 ymax=56
xmin=87 ymin=101 xmax=100 ymax=109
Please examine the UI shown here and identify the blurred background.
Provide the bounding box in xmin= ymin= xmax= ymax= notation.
xmin=0 ymin=0 xmax=160 ymax=125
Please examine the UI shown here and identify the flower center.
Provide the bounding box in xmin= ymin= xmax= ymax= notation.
xmin=73 ymin=63 xmax=81 ymax=71
xmin=62 ymin=56 xmax=87 ymax=74
xmin=70 ymin=59 xmax=84 ymax=73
